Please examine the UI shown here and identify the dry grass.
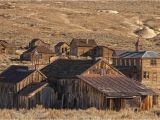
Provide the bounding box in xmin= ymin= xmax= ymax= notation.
xmin=0 ymin=106 xmax=159 ymax=120
xmin=0 ymin=0 xmax=159 ymax=50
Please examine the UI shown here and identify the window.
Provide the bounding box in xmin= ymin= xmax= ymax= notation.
xmin=65 ymin=48 xmax=67 ymax=52
xmin=126 ymin=59 xmax=129 ymax=66
xmin=62 ymin=48 xmax=64 ymax=53
xmin=144 ymin=71 xmax=149 ymax=79
xmin=115 ymin=59 xmax=118 ymax=66
xmin=120 ymin=59 xmax=122 ymax=66
xmin=150 ymin=59 xmax=157 ymax=66
xmin=122 ymin=59 xmax=125 ymax=66
xmin=133 ymin=59 xmax=136 ymax=66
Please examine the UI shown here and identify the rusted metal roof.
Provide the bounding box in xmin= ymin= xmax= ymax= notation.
xmin=18 ymin=82 xmax=48 ymax=97
xmin=77 ymin=75 xmax=158 ymax=98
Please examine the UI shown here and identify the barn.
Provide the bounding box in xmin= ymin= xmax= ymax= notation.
xmin=42 ymin=58 xmax=159 ymax=111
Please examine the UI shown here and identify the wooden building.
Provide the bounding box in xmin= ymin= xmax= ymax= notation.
xmin=42 ymin=58 xmax=159 ymax=111
xmin=70 ymin=39 xmax=97 ymax=57
xmin=55 ymin=42 xmax=70 ymax=56
xmin=89 ymin=46 xmax=115 ymax=64
xmin=0 ymin=40 xmax=16 ymax=54
xmin=28 ymin=38 xmax=51 ymax=49
xmin=20 ymin=46 xmax=55 ymax=64
xmin=113 ymin=51 xmax=160 ymax=82
xmin=0 ymin=65 xmax=54 ymax=108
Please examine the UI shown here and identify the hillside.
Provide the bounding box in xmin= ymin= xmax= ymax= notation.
xmin=0 ymin=1 xmax=160 ymax=51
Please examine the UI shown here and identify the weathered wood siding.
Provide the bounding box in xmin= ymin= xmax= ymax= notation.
xmin=55 ymin=43 xmax=70 ymax=56
xmin=0 ymin=83 xmax=16 ymax=108
xmin=18 ymin=86 xmax=56 ymax=108
xmin=16 ymin=71 xmax=46 ymax=92
xmin=141 ymin=59 xmax=160 ymax=82
xmin=70 ymin=46 xmax=93 ymax=57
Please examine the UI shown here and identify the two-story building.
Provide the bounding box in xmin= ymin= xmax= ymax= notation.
xmin=113 ymin=51 xmax=160 ymax=82
xmin=70 ymin=39 xmax=97 ymax=57
xmin=55 ymin=42 xmax=70 ymax=56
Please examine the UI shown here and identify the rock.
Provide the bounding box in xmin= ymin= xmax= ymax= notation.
xmin=108 ymin=10 xmax=119 ymax=14
xmin=135 ymin=26 xmax=157 ymax=39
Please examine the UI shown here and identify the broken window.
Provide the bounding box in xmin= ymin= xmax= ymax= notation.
xmin=144 ymin=71 xmax=149 ymax=79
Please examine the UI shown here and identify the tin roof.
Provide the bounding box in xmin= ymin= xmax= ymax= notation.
xmin=77 ymin=75 xmax=158 ymax=98
xmin=114 ymin=51 xmax=160 ymax=59
xmin=0 ymin=65 xmax=35 ymax=83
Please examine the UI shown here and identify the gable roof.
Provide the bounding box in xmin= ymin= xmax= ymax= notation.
xmin=0 ymin=65 xmax=35 ymax=83
xmin=24 ymin=46 xmax=54 ymax=54
xmin=78 ymin=75 xmax=158 ymax=98
xmin=30 ymin=38 xmax=50 ymax=46
xmin=18 ymin=82 xmax=48 ymax=97
xmin=41 ymin=59 xmax=100 ymax=79
xmin=70 ymin=39 xmax=97 ymax=47
xmin=55 ymin=42 xmax=69 ymax=47
xmin=114 ymin=51 xmax=160 ymax=59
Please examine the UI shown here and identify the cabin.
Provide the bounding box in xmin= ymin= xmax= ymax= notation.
xmin=113 ymin=51 xmax=160 ymax=82
xmin=0 ymin=65 xmax=54 ymax=108
xmin=70 ymin=39 xmax=97 ymax=57
xmin=20 ymin=46 xmax=55 ymax=65
xmin=0 ymin=40 xmax=16 ymax=54
xmin=55 ymin=42 xmax=70 ymax=56
xmin=89 ymin=46 xmax=115 ymax=64
xmin=42 ymin=58 xmax=159 ymax=111
xmin=28 ymin=38 xmax=50 ymax=49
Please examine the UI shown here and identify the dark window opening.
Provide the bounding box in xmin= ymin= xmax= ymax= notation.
xmin=144 ymin=71 xmax=149 ymax=79
xmin=150 ymin=59 xmax=157 ymax=66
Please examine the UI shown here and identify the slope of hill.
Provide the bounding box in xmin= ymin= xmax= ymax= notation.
xmin=0 ymin=1 xmax=160 ymax=51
